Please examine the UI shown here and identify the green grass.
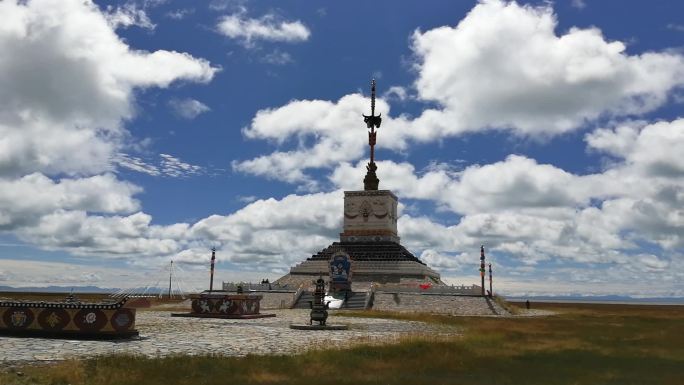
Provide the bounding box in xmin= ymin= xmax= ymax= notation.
xmin=1 ymin=302 xmax=683 ymax=385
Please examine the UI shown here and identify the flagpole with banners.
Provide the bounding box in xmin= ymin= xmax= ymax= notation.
xmin=480 ymin=245 xmax=486 ymax=296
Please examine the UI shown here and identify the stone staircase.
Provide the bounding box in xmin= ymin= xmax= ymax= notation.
xmin=292 ymin=292 xmax=315 ymax=309
xmin=340 ymin=291 xmax=367 ymax=309
xmin=291 ymin=291 xmax=369 ymax=309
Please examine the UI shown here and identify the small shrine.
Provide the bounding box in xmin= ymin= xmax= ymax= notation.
xmin=0 ymin=293 xmax=138 ymax=339
xmin=172 ymin=248 xmax=275 ymax=319
xmin=310 ymin=277 xmax=329 ymax=325
xmin=289 ymin=276 xmax=348 ymax=330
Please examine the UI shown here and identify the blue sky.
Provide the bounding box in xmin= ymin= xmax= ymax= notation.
xmin=0 ymin=0 xmax=683 ymax=297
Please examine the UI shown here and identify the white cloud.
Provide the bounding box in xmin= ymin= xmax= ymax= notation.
xmin=0 ymin=0 xmax=217 ymax=178
xmin=116 ymin=153 xmax=205 ymax=178
xmin=0 ymin=173 xmax=141 ymax=231
xmin=105 ymin=3 xmax=156 ymax=30
xmin=261 ymin=49 xmax=294 ymax=65
xmin=165 ymin=8 xmax=194 ymax=20
xmin=667 ymin=23 xmax=684 ymax=32
xmin=1 ymin=0 xmax=682 ymax=298
xmin=0 ymin=0 xmax=216 ymax=262
xmin=409 ymin=0 xmax=684 ymax=137
xmin=216 ymin=9 xmax=310 ymax=46
xmin=233 ymin=0 xmax=684 ymax=184
xmin=115 ymin=154 xmax=161 ymax=176
xmin=16 ymin=211 xmax=188 ymax=258
xmin=383 ymin=86 xmax=408 ymax=101
xmin=159 ymin=154 xmax=204 ymax=177
xmin=233 ymin=94 xmax=370 ymax=187
xmin=326 ymin=118 xmax=684 ymax=271
xmin=236 ymin=195 xmax=258 ymax=203
xmin=189 ymin=190 xmax=342 ymax=266
xmin=5 ymin=187 xmax=341 ymax=269
xmin=571 ymin=0 xmax=586 ymax=10
xmin=331 ymin=156 xmax=588 ymax=215
xmin=169 ymin=98 xmax=211 ymax=119
xmin=209 ymin=0 xmax=241 ymax=12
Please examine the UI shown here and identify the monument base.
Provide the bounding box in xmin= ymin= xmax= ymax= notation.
xmin=289 ymin=324 xmax=349 ymax=330
xmin=173 ymin=292 xmax=274 ymax=319
xmin=171 ymin=313 xmax=275 ymax=319
xmin=0 ymin=329 xmax=139 ymax=340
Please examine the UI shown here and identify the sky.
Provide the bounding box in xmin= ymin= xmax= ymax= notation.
xmin=0 ymin=0 xmax=683 ymax=297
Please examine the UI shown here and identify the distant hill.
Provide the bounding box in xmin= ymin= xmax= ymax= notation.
xmin=0 ymin=285 xmax=118 ymax=293
xmin=0 ymin=285 xmax=186 ymax=295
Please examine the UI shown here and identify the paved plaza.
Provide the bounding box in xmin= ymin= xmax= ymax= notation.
xmin=0 ymin=309 xmax=459 ymax=367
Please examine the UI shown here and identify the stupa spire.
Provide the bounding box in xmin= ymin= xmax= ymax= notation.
xmin=362 ymin=79 xmax=382 ymax=190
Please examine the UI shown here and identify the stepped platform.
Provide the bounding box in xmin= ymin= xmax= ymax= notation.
xmin=278 ymin=240 xmax=442 ymax=287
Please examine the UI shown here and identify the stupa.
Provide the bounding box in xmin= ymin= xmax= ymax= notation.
xmin=276 ymin=80 xmax=443 ymax=289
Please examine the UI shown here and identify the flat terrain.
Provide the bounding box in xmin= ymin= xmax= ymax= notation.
xmin=0 ymin=297 xmax=682 ymax=385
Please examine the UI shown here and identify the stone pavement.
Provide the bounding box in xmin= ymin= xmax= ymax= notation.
xmin=0 ymin=309 xmax=458 ymax=367
xmin=373 ymin=293 xmax=511 ymax=316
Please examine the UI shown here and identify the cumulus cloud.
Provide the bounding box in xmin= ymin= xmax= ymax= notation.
xmin=331 ymin=156 xmax=586 ymax=215
xmin=0 ymin=0 xmax=216 ymax=262
xmin=0 ymin=0 xmax=217 ymax=178
xmin=105 ymin=3 xmax=156 ymax=30
xmin=232 ymin=0 xmax=684 ymax=185
xmin=169 ymin=98 xmax=211 ymax=119
xmin=216 ymin=9 xmax=310 ymax=47
xmin=410 ymin=0 xmax=684 ymax=137
xmin=324 ymin=118 xmax=684 ymax=273
xmin=383 ymin=86 xmax=409 ymax=102
xmin=0 ymin=173 xmax=140 ymax=231
xmin=233 ymin=94 xmax=370 ymax=187
xmin=16 ymin=211 xmax=188 ymax=258
xmin=588 ymin=119 xmax=684 ymax=178
xmin=188 ymin=190 xmax=342 ymax=266
xmin=1 ymin=0 xmax=682 ymax=298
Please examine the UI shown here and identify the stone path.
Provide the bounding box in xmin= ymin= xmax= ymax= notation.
xmin=0 ymin=309 xmax=459 ymax=367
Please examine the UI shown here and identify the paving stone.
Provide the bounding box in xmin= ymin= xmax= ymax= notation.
xmin=0 ymin=309 xmax=458 ymax=365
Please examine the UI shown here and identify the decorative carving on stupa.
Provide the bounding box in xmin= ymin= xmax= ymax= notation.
xmin=362 ymin=79 xmax=382 ymax=190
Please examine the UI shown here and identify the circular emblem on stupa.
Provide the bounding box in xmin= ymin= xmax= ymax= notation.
xmin=192 ymin=298 xmax=215 ymax=313
xmin=74 ymin=309 xmax=107 ymax=331
xmin=3 ymin=308 xmax=34 ymax=329
xmin=38 ymin=308 xmax=70 ymax=331
xmin=110 ymin=308 xmax=135 ymax=332
xmin=214 ymin=299 xmax=235 ymax=314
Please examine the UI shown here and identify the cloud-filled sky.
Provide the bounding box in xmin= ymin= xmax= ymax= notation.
xmin=0 ymin=0 xmax=683 ymax=297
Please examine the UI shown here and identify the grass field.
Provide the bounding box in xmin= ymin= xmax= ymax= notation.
xmin=1 ymin=300 xmax=682 ymax=385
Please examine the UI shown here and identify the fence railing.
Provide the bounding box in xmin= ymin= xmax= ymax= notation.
xmin=290 ymin=284 xmax=306 ymax=309
xmin=375 ymin=284 xmax=481 ymax=295
xmin=364 ymin=282 xmax=376 ymax=309
xmin=221 ymin=282 xmax=294 ymax=292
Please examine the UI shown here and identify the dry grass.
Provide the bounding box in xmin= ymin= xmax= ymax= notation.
xmin=1 ymin=302 xmax=682 ymax=385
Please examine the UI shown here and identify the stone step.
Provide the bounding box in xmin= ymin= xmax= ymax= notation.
xmin=341 ymin=292 xmax=367 ymax=309
xmin=292 ymin=291 xmax=369 ymax=309
xmin=292 ymin=292 xmax=315 ymax=309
